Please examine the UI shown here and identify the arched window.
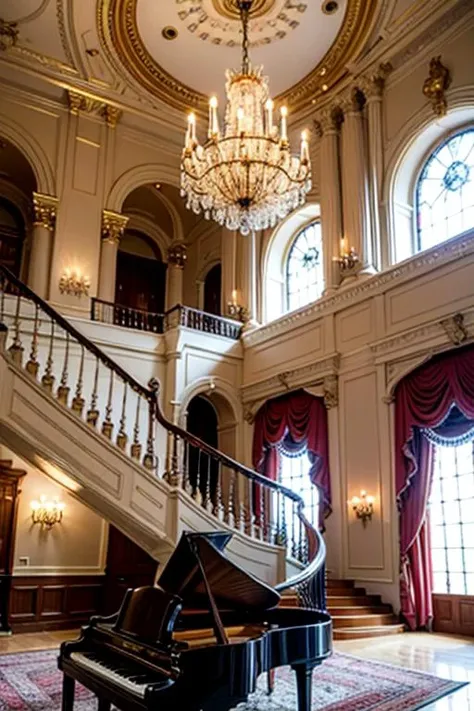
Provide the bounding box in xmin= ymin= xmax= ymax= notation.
xmin=416 ymin=127 xmax=474 ymax=252
xmin=286 ymin=221 xmax=323 ymax=312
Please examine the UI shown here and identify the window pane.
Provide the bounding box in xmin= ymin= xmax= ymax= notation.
xmin=286 ymin=222 xmax=324 ymax=312
xmin=430 ymin=438 xmax=474 ymax=600
xmin=416 ymin=128 xmax=474 ymax=252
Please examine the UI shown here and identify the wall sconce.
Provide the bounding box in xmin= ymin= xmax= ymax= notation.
xmin=31 ymin=495 xmax=65 ymax=529
xmin=336 ymin=238 xmax=362 ymax=280
xmin=59 ymin=269 xmax=90 ymax=297
xmin=227 ymin=289 xmax=249 ymax=322
xmin=350 ymin=490 xmax=375 ymax=527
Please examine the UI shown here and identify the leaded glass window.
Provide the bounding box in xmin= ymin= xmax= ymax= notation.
xmin=416 ymin=127 xmax=474 ymax=251
xmin=430 ymin=438 xmax=474 ymax=595
xmin=286 ymin=222 xmax=323 ymax=312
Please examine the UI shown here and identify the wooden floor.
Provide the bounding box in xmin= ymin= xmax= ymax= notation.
xmin=0 ymin=630 xmax=472 ymax=709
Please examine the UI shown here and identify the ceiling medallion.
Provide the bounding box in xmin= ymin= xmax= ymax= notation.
xmin=177 ymin=0 xmax=305 ymax=48
xmin=100 ymin=0 xmax=378 ymax=113
xmin=180 ymin=0 xmax=311 ymax=235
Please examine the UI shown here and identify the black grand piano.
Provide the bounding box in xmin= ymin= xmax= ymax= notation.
xmin=59 ymin=531 xmax=332 ymax=711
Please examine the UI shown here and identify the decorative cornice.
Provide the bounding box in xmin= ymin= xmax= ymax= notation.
xmin=243 ymin=229 xmax=474 ymax=349
xmin=241 ymin=353 xmax=340 ymax=405
xmin=0 ymin=18 xmax=19 ymax=52
xmin=168 ymin=243 xmax=187 ymax=269
xmin=101 ymin=210 xmax=129 ymax=244
xmin=99 ymin=0 xmax=378 ymax=115
xmin=32 ymin=193 xmax=58 ymax=231
xmin=67 ymin=90 xmax=123 ymax=128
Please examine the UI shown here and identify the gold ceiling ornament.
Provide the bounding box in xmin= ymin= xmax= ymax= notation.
xmin=0 ymin=18 xmax=19 ymax=52
xmin=180 ymin=0 xmax=311 ymax=235
xmin=212 ymin=0 xmax=273 ymax=20
xmin=423 ymin=56 xmax=451 ymax=117
xmin=99 ymin=0 xmax=378 ymax=114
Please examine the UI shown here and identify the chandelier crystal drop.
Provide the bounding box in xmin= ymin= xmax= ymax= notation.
xmin=180 ymin=0 xmax=312 ymax=236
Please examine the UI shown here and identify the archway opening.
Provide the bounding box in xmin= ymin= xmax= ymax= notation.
xmin=203 ymin=263 xmax=222 ymax=315
xmin=0 ymin=198 xmax=25 ymax=277
xmin=115 ymin=229 xmax=166 ymax=314
xmin=186 ymin=394 xmax=219 ymax=501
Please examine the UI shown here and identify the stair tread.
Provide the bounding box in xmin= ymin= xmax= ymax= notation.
xmin=334 ymin=624 xmax=405 ymax=634
xmin=332 ymin=613 xmax=395 ymax=619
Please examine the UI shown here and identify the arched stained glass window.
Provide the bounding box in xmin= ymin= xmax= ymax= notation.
xmin=286 ymin=222 xmax=323 ymax=312
xmin=416 ymin=127 xmax=474 ymax=251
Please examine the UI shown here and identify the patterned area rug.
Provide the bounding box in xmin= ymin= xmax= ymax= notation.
xmin=0 ymin=649 xmax=466 ymax=710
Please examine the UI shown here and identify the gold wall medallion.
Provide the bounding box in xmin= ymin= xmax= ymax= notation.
xmin=99 ymin=0 xmax=378 ymax=114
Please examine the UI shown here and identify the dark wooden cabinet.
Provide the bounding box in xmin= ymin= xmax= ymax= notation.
xmin=0 ymin=459 xmax=26 ymax=634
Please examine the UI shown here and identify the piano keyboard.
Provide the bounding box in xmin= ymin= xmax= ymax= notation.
xmin=70 ymin=651 xmax=157 ymax=698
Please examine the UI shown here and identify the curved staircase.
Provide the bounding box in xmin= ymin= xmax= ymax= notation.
xmin=281 ymin=579 xmax=405 ymax=640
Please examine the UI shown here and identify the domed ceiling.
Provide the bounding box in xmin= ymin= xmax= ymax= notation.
xmin=100 ymin=0 xmax=376 ymax=113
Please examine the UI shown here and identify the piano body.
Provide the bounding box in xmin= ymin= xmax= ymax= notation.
xmin=59 ymin=531 xmax=332 ymax=711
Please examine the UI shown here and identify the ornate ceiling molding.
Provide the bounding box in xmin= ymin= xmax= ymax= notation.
xmin=98 ymin=0 xmax=378 ymax=114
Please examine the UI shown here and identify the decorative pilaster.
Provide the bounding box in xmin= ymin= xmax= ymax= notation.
xmin=360 ymin=64 xmax=392 ymax=271
xmin=340 ymin=88 xmax=374 ymax=277
xmin=97 ymin=210 xmax=129 ymax=302
xmin=314 ymin=106 xmax=343 ymax=293
xmin=165 ymin=243 xmax=187 ymax=310
xmin=28 ymin=193 xmax=58 ymax=299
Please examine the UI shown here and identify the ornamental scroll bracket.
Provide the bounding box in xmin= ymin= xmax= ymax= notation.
xmin=440 ymin=313 xmax=468 ymax=346
xmin=422 ymin=56 xmax=451 ymax=117
xmin=323 ymin=374 xmax=338 ymax=409
xmin=0 ymin=18 xmax=18 ymax=52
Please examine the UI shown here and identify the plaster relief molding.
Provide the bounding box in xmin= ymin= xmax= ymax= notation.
xmin=0 ymin=18 xmax=19 ymax=52
xmin=440 ymin=313 xmax=468 ymax=346
xmin=323 ymin=374 xmax=339 ymax=409
xmin=243 ymin=229 xmax=474 ymax=349
xmin=358 ymin=62 xmax=393 ymax=100
xmin=67 ymin=90 xmax=123 ymax=127
xmin=32 ymin=192 xmax=58 ymax=231
xmin=422 ymin=56 xmax=451 ymax=118
xmin=167 ymin=243 xmax=187 ymax=269
xmin=241 ymin=352 xmax=340 ymax=405
xmin=101 ymin=209 xmax=129 ymax=244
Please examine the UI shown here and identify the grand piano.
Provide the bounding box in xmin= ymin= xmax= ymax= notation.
xmin=59 ymin=531 xmax=332 ymax=711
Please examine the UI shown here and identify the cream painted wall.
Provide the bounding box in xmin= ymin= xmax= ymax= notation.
xmin=0 ymin=447 xmax=107 ymax=576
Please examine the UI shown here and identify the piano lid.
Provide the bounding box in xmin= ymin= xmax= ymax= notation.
xmin=157 ymin=532 xmax=281 ymax=612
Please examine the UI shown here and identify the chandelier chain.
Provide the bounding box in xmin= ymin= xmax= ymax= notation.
xmin=239 ymin=1 xmax=252 ymax=75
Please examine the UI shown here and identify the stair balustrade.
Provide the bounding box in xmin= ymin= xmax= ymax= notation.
xmin=0 ymin=266 xmax=326 ymax=611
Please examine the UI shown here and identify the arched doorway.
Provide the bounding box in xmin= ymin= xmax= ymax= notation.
xmin=0 ymin=198 xmax=25 ymax=277
xmin=115 ymin=229 xmax=166 ymax=314
xmin=186 ymin=394 xmax=219 ymax=502
xmin=204 ymin=263 xmax=222 ymax=315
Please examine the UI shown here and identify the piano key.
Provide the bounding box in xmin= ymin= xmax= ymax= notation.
xmin=70 ymin=652 xmax=151 ymax=698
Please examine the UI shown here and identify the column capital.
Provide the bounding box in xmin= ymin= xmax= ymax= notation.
xmin=339 ymin=87 xmax=365 ymax=117
xmin=359 ymin=62 xmax=393 ymax=101
xmin=67 ymin=90 xmax=123 ymax=128
xmin=32 ymin=192 xmax=58 ymax=231
xmin=101 ymin=210 xmax=129 ymax=244
xmin=313 ymin=105 xmax=342 ymax=137
xmin=167 ymin=243 xmax=187 ymax=269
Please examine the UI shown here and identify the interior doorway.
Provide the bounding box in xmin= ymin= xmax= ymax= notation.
xmin=203 ymin=263 xmax=222 ymax=315
xmin=115 ymin=230 xmax=166 ymax=314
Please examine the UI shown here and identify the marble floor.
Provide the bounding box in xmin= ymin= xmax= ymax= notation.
xmin=0 ymin=630 xmax=472 ymax=709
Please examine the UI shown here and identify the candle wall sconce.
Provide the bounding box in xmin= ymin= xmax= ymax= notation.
xmin=350 ymin=490 xmax=374 ymax=527
xmin=59 ymin=269 xmax=90 ymax=297
xmin=31 ymin=495 xmax=65 ymax=529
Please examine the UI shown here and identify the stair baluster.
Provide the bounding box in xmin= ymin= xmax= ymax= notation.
xmin=57 ymin=331 xmax=70 ymax=406
xmin=71 ymin=345 xmax=85 ymax=416
xmin=41 ymin=319 xmax=55 ymax=392
xmin=25 ymin=303 xmax=40 ymax=379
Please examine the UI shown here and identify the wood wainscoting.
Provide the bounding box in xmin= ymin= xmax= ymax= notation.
xmin=9 ymin=575 xmax=105 ymax=633
xmin=433 ymin=594 xmax=474 ymax=635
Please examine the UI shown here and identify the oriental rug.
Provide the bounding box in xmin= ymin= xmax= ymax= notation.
xmin=0 ymin=649 xmax=466 ymax=710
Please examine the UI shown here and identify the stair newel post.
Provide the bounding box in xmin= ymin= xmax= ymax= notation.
xmin=101 ymin=370 xmax=114 ymax=439
xmin=8 ymin=290 xmax=23 ymax=366
xmin=25 ymin=303 xmax=40 ymax=378
xmin=57 ymin=331 xmax=70 ymax=406
xmin=130 ymin=395 xmax=142 ymax=461
xmin=41 ymin=319 xmax=55 ymax=392
xmin=71 ymin=345 xmax=85 ymax=417
xmin=86 ymin=357 xmax=100 ymax=426
xmin=143 ymin=395 xmax=156 ymax=470
xmin=116 ymin=382 xmax=128 ymax=451
xmin=166 ymin=432 xmax=181 ymax=486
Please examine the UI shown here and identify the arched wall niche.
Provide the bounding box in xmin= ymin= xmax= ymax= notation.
xmin=383 ymin=86 xmax=474 ymax=267
xmin=0 ymin=116 xmax=54 ymax=195
xmin=178 ymin=377 xmax=241 ymax=462
xmin=107 ymin=164 xmax=179 ymax=212
xmin=262 ymin=203 xmax=320 ymax=324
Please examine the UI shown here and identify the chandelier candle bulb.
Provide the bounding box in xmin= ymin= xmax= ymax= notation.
xmin=280 ymin=106 xmax=288 ymax=143
xmin=209 ymin=96 xmax=219 ymax=137
xmin=265 ymin=99 xmax=274 ymax=135
xmin=188 ymin=113 xmax=196 ymax=145
xmin=231 ymin=289 xmax=237 ymax=305
xmin=300 ymin=131 xmax=309 ymax=163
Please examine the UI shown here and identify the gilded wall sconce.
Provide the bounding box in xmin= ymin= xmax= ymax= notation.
xmin=227 ymin=290 xmax=249 ymax=322
xmin=59 ymin=269 xmax=90 ymax=297
xmin=31 ymin=495 xmax=65 ymax=529
xmin=350 ymin=490 xmax=374 ymax=527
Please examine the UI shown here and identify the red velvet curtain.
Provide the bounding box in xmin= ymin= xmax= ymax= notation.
xmin=395 ymin=345 xmax=474 ymax=629
xmin=252 ymin=390 xmax=331 ymax=528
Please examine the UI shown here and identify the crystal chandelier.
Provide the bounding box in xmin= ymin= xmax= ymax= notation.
xmin=180 ymin=0 xmax=312 ymax=236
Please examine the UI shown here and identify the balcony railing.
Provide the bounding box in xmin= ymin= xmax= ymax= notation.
xmin=91 ymin=299 xmax=242 ymax=340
